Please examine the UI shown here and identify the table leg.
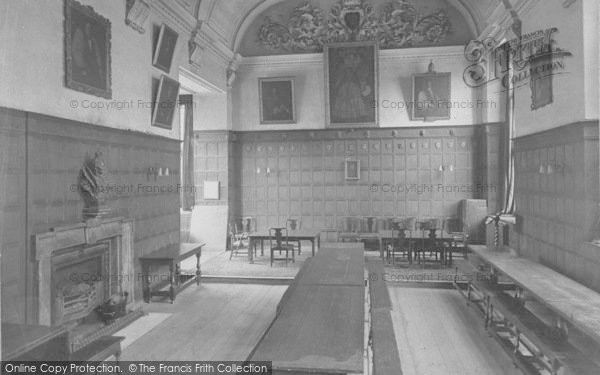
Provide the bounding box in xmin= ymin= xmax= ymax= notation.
xmin=143 ymin=263 xmax=151 ymax=303
xmin=195 ymin=253 xmax=201 ymax=285
xmin=249 ymin=239 xmax=254 ymax=264
xmin=261 ymin=239 xmax=264 ymax=256
xmin=312 ymin=238 xmax=315 ymax=257
xmin=175 ymin=263 xmax=181 ymax=287
xmin=169 ymin=262 xmax=175 ymax=304
xmin=379 ymin=238 xmax=383 ymax=260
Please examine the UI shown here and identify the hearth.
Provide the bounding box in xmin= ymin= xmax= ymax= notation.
xmin=52 ymin=243 xmax=108 ymax=326
xmin=34 ymin=217 xmax=141 ymax=353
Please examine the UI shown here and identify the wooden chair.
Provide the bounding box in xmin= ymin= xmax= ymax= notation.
xmin=240 ymin=216 xmax=256 ymax=233
xmin=387 ymin=225 xmax=409 ymax=264
xmin=229 ymin=222 xmax=254 ymax=260
xmin=269 ymin=228 xmax=295 ymax=266
xmin=339 ymin=216 xmax=359 ymax=242
xmin=444 ymin=217 xmax=469 ymax=264
xmin=286 ymin=218 xmax=302 ymax=255
xmin=416 ymin=218 xmax=442 ymax=265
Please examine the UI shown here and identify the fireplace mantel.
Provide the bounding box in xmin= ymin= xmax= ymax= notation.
xmin=34 ymin=217 xmax=135 ymax=326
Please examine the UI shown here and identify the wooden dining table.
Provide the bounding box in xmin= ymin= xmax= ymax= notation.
xmin=247 ymin=230 xmax=320 ymax=263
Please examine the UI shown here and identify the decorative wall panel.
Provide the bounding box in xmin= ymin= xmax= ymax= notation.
xmin=232 ymin=126 xmax=491 ymax=231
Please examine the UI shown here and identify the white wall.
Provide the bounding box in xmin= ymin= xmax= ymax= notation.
xmin=232 ymin=46 xmax=496 ymax=131
xmin=0 ymin=0 xmax=192 ymax=139
xmin=512 ymin=0 xmax=595 ymax=137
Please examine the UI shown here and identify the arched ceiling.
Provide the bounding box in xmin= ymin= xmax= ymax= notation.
xmin=195 ymin=0 xmax=532 ymax=56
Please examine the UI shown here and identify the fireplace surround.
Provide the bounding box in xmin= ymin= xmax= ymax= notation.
xmin=34 ymin=217 xmax=136 ymax=326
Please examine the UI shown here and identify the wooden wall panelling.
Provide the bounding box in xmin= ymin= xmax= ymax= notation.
xmin=233 ymin=126 xmax=483 ymax=232
xmin=23 ymin=112 xmax=180 ymax=319
xmin=512 ymin=121 xmax=600 ymax=291
xmin=0 ymin=108 xmax=27 ymax=323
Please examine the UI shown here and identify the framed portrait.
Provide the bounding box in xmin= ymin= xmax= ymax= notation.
xmin=152 ymin=75 xmax=180 ymax=129
xmin=345 ymin=160 xmax=360 ymax=180
xmin=259 ymin=78 xmax=296 ymax=124
xmin=325 ymin=41 xmax=378 ymax=127
xmin=153 ymin=23 xmax=179 ymax=73
xmin=411 ymin=72 xmax=451 ymax=121
xmin=64 ymin=0 xmax=112 ymax=99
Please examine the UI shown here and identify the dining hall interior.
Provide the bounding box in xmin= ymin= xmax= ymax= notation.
xmin=0 ymin=0 xmax=599 ymax=373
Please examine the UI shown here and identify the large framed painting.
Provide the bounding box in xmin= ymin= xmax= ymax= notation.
xmin=259 ymin=77 xmax=296 ymax=124
xmin=325 ymin=41 xmax=378 ymax=127
xmin=153 ymin=23 xmax=179 ymax=73
xmin=411 ymin=72 xmax=451 ymax=121
xmin=152 ymin=75 xmax=180 ymax=129
xmin=64 ymin=0 xmax=112 ymax=99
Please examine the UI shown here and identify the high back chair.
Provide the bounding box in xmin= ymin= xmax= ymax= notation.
xmin=286 ymin=217 xmax=302 ymax=254
xmin=269 ymin=228 xmax=295 ymax=266
xmin=240 ymin=216 xmax=256 ymax=234
xmin=388 ymin=218 xmax=409 ymax=264
xmin=416 ymin=218 xmax=443 ymax=264
xmin=229 ymin=221 xmax=254 ymax=260
xmin=339 ymin=216 xmax=359 ymax=242
xmin=444 ymin=216 xmax=469 ymax=264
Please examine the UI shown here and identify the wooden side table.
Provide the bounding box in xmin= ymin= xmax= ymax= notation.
xmin=139 ymin=242 xmax=204 ymax=303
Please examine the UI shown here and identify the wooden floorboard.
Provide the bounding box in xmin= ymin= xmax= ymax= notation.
xmin=120 ymin=283 xmax=286 ymax=361
xmin=388 ymin=286 xmax=523 ymax=375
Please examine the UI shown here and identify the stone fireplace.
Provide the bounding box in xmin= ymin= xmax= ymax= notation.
xmin=34 ymin=217 xmax=136 ymax=327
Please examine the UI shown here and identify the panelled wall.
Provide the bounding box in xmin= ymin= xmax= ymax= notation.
xmin=226 ymin=125 xmax=500 ymax=231
xmin=0 ymin=107 xmax=180 ymax=324
xmin=0 ymin=109 xmax=27 ymax=324
xmin=511 ymin=121 xmax=600 ymax=291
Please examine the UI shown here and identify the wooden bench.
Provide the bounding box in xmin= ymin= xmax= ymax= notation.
xmin=465 ymin=245 xmax=600 ymax=374
xmin=139 ymin=242 xmax=204 ymax=303
xmin=469 ymin=244 xmax=600 ymax=345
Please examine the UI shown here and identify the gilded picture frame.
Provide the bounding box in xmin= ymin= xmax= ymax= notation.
xmin=259 ymin=77 xmax=296 ymax=124
xmin=325 ymin=41 xmax=378 ymax=127
xmin=64 ymin=0 xmax=112 ymax=99
xmin=411 ymin=72 xmax=451 ymax=121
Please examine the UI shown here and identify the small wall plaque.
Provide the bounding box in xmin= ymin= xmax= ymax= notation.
xmin=203 ymin=180 xmax=220 ymax=200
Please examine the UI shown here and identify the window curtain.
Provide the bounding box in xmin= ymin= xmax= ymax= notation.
xmin=180 ymin=95 xmax=195 ymax=211
xmin=501 ymin=49 xmax=516 ymax=216
xmin=498 ymin=0 xmax=520 ymax=217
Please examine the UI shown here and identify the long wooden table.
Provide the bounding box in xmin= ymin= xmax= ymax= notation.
xmin=139 ymin=242 xmax=204 ymax=303
xmin=469 ymin=244 xmax=600 ymax=345
xmin=248 ymin=230 xmax=320 ymax=263
xmin=251 ymin=244 xmax=365 ymax=374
